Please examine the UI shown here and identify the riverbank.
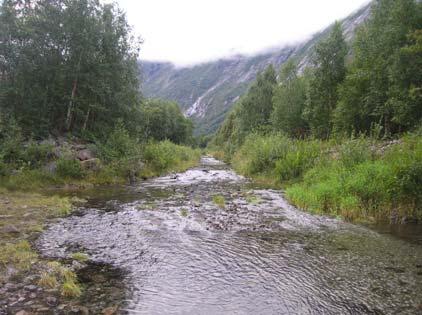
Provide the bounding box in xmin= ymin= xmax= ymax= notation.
xmin=0 ymin=142 xmax=201 ymax=314
xmin=0 ymin=135 xmax=201 ymax=191
xmin=210 ymin=132 xmax=422 ymax=223
xmin=0 ymin=188 xmax=130 ymax=314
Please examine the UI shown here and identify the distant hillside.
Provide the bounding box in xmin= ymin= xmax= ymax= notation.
xmin=141 ymin=3 xmax=372 ymax=135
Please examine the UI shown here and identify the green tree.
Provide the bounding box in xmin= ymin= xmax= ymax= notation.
xmin=238 ymin=65 xmax=277 ymax=137
xmin=0 ymin=0 xmax=141 ymax=138
xmin=271 ymin=61 xmax=309 ymax=138
xmin=334 ymin=0 xmax=422 ymax=136
xmin=304 ymin=22 xmax=347 ymax=139
xmin=141 ymin=99 xmax=193 ymax=144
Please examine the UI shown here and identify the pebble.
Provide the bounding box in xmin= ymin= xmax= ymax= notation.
xmin=24 ymin=285 xmax=38 ymax=292
xmin=45 ymin=296 xmax=57 ymax=306
xmin=102 ymin=306 xmax=118 ymax=315
xmin=70 ymin=305 xmax=89 ymax=315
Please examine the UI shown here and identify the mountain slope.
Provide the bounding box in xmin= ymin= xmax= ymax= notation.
xmin=141 ymin=3 xmax=372 ymax=135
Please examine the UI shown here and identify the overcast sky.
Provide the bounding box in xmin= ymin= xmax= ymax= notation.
xmin=110 ymin=0 xmax=370 ymax=66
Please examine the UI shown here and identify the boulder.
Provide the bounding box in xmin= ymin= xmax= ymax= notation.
xmin=77 ymin=149 xmax=95 ymax=161
xmin=80 ymin=158 xmax=101 ymax=172
xmin=102 ymin=306 xmax=118 ymax=315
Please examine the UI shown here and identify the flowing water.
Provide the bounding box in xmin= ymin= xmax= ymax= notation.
xmin=37 ymin=157 xmax=422 ymax=314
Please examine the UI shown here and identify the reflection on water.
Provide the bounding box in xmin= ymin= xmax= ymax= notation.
xmin=37 ymin=157 xmax=422 ymax=314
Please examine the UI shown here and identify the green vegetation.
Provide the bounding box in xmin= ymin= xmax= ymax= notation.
xmin=142 ymin=141 xmax=201 ymax=177
xmin=38 ymin=261 xmax=82 ymax=298
xmin=62 ymin=279 xmax=82 ymax=298
xmin=0 ymin=240 xmax=37 ymax=273
xmin=38 ymin=272 xmax=59 ymax=289
xmin=225 ymin=132 xmax=422 ymax=222
xmin=212 ymin=195 xmax=226 ymax=208
xmin=211 ymin=0 xmax=422 ymax=222
xmin=71 ymin=252 xmax=90 ymax=262
xmin=245 ymin=194 xmax=262 ymax=205
xmin=180 ymin=208 xmax=189 ymax=217
xmin=0 ymin=0 xmax=200 ymax=191
xmin=0 ymin=190 xmax=83 ymax=298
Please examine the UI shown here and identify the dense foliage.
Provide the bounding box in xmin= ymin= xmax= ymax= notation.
xmin=212 ymin=0 xmax=422 ymax=221
xmin=0 ymin=0 xmax=194 ymax=144
xmin=0 ymin=0 xmax=198 ymax=187
xmin=140 ymin=99 xmax=193 ymax=144
xmin=214 ymin=0 xmax=421 ymax=147
xmin=335 ymin=0 xmax=422 ymax=135
xmin=0 ymin=0 xmax=142 ymax=137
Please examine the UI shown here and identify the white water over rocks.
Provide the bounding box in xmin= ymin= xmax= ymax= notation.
xmin=37 ymin=157 xmax=422 ymax=314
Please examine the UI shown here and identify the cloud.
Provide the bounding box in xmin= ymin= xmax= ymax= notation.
xmin=110 ymin=0 xmax=370 ymax=66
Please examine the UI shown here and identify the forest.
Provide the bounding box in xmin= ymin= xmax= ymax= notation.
xmin=211 ymin=0 xmax=422 ymax=222
xmin=0 ymin=0 xmax=199 ymax=188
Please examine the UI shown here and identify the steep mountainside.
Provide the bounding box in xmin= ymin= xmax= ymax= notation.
xmin=141 ymin=3 xmax=372 ymax=135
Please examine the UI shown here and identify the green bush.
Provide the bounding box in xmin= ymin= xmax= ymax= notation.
xmin=275 ymin=140 xmax=323 ymax=181
xmin=286 ymin=134 xmax=422 ymax=221
xmin=1 ymin=169 xmax=58 ymax=190
xmin=22 ymin=142 xmax=53 ymax=168
xmin=143 ymin=141 xmax=200 ymax=174
xmin=56 ymin=159 xmax=85 ymax=179
xmin=232 ymin=133 xmax=292 ymax=176
xmin=97 ymin=120 xmax=140 ymax=162
xmin=0 ymin=154 xmax=8 ymax=176
xmin=338 ymin=137 xmax=375 ymax=168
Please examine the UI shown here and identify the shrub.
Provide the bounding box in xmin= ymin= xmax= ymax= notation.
xmin=232 ymin=133 xmax=291 ymax=176
xmin=22 ymin=142 xmax=53 ymax=168
xmin=61 ymin=280 xmax=82 ymax=298
xmin=56 ymin=158 xmax=85 ymax=179
xmin=97 ymin=120 xmax=140 ymax=162
xmin=345 ymin=161 xmax=394 ymax=212
xmin=38 ymin=273 xmax=59 ymax=289
xmin=338 ymin=137 xmax=375 ymax=168
xmin=0 ymin=155 xmax=8 ymax=176
xmin=142 ymin=141 xmax=200 ymax=175
xmin=275 ymin=140 xmax=323 ymax=181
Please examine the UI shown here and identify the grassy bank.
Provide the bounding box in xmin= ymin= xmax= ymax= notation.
xmin=0 ymin=139 xmax=200 ymax=310
xmin=0 ymin=190 xmax=83 ymax=298
xmin=212 ymin=132 xmax=421 ymax=223
xmin=0 ymin=134 xmax=200 ymax=305
xmin=0 ymin=139 xmax=200 ymax=191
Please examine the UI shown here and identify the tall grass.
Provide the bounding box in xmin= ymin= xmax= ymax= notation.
xmin=223 ymin=132 xmax=421 ymax=222
xmin=0 ymin=119 xmax=201 ymax=189
xmin=231 ymin=133 xmax=325 ymax=183
xmin=142 ymin=140 xmax=201 ymax=176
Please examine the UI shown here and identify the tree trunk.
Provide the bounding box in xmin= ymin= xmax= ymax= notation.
xmin=65 ymin=79 xmax=77 ymax=131
xmin=65 ymin=53 xmax=82 ymax=131
xmin=82 ymin=108 xmax=91 ymax=131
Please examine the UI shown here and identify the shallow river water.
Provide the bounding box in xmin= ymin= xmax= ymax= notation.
xmin=37 ymin=157 xmax=422 ymax=314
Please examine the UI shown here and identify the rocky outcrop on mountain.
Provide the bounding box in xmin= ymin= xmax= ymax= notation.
xmin=141 ymin=3 xmax=372 ymax=135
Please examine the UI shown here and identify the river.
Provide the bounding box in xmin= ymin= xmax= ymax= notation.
xmin=37 ymin=157 xmax=422 ymax=314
